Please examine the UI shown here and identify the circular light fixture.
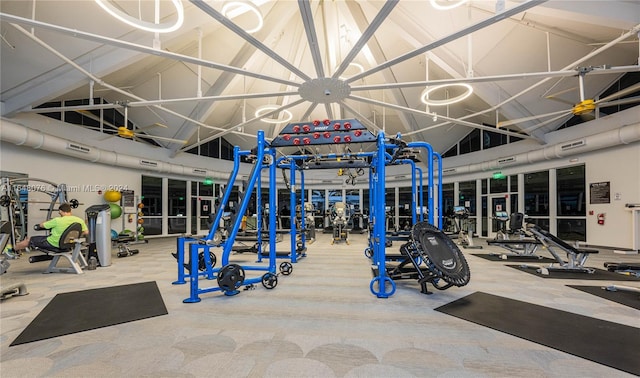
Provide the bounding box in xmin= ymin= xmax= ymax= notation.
xmin=421 ymin=83 xmax=473 ymax=106
xmin=338 ymin=63 xmax=365 ymax=80
xmin=255 ymin=105 xmax=293 ymax=124
xmin=429 ymin=0 xmax=469 ymax=11
xmin=221 ymin=1 xmax=264 ymax=34
xmin=94 ymin=0 xmax=184 ymax=33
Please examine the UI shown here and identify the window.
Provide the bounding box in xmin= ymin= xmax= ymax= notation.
xmin=483 ymin=129 xmax=507 ymax=149
xmin=459 ymin=129 xmax=481 ymax=155
xmin=489 ymin=177 xmax=508 ymax=193
xmin=557 ymin=165 xmax=586 ymax=216
xmin=524 ymin=171 xmax=549 ymax=217
xmin=168 ymin=179 xmax=186 ymax=234
xmin=458 ymin=180 xmax=476 ymax=215
xmin=142 ymin=176 xmax=163 ymax=235
xmin=556 ymin=165 xmax=586 ymax=241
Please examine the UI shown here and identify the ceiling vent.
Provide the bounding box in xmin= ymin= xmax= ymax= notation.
xmin=139 ymin=159 xmax=158 ymax=168
xmin=66 ymin=142 xmax=91 ymax=153
xmin=560 ymin=139 xmax=586 ymax=151
xmin=192 ymin=168 xmax=207 ymax=175
xmin=497 ymin=156 xmax=516 ymax=165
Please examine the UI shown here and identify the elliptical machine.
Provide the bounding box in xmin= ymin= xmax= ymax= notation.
xmin=454 ymin=206 xmax=482 ymax=249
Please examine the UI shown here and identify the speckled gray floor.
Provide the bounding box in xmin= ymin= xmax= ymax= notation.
xmin=1 ymin=232 xmax=638 ymax=377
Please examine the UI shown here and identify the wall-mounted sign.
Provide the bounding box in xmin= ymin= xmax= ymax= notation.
xmin=590 ymin=181 xmax=610 ymax=204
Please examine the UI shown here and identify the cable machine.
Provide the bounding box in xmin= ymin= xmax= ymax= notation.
xmin=174 ymin=118 xmax=469 ymax=301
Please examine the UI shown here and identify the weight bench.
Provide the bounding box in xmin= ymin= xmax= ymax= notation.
xmin=486 ymin=239 xmax=543 ymax=259
xmin=526 ymin=225 xmax=598 ymax=274
xmin=604 ymin=262 xmax=640 ymax=277
xmin=29 ymin=223 xmax=88 ymax=274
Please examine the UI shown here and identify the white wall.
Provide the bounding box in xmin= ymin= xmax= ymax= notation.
xmin=584 ymin=143 xmax=640 ymax=248
xmin=1 ymin=142 xmax=140 ymax=234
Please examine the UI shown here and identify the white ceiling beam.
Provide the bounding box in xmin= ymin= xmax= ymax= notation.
xmin=346 ymin=0 xmax=548 ymax=83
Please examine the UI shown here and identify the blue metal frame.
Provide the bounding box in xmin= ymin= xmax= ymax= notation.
xmin=173 ymin=121 xmax=443 ymax=301
xmin=174 ymin=131 xmax=279 ymax=302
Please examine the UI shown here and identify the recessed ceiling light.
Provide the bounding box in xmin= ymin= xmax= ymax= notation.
xmin=221 ymin=1 xmax=264 ymax=34
xmin=421 ymin=83 xmax=473 ymax=106
xmin=94 ymin=0 xmax=184 ymax=33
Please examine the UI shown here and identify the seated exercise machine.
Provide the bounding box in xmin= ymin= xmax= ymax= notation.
xmin=486 ymin=212 xmax=543 ymax=259
xmin=29 ymin=223 xmax=88 ymax=274
xmin=330 ymin=202 xmax=350 ymax=245
xmin=525 ymin=224 xmax=598 ymax=274
xmin=453 ymin=206 xmax=482 ymax=249
xmin=382 ymin=222 xmax=471 ymax=294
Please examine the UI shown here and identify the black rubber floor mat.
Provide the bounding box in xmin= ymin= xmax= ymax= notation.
xmin=435 ymin=291 xmax=640 ymax=375
xmin=11 ymin=281 xmax=168 ymax=346
xmin=567 ymin=285 xmax=640 ymax=310
xmin=506 ymin=265 xmax=640 ymax=281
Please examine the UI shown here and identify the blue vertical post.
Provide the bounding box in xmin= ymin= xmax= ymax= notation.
xmin=374 ymin=131 xmax=388 ymax=297
xmin=408 ymin=141 xmax=434 ymax=225
xmin=289 ymin=159 xmax=297 ymax=263
xmin=269 ymin=148 xmax=277 ymax=270
xmin=434 ymin=152 xmax=443 ymax=229
xmin=256 ymin=163 xmax=263 ymax=263
xmin=415 ymin=167 xmax=424 ymax=223
xmin=299 ymin=170 xmax=306 ymax=247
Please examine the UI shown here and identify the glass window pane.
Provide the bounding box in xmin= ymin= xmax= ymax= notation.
xmin=459 ymin=129 xmax=481 ymax=154
xmin=557 ymin=165 xmax=586 ymax=216
xmin=510 ymin=175 xmax=518 ymax=192
xmin=141 ymin=176 xmax=162 ymax=216
xmin=144 ymin=218 xmax=162 ymax=235
xmin=442 ymin=183 xmax=454 ymax=216
xmin=168 ymin=179 xmax=186 ymax=216
xmin=346 ymin=189 xmax=359 ymax=212
xmin=557 ymin=218 xmax=586 ymax=241
xmin=458 ymin=180 xmax=477 ymax=215
xmin=199 ymin=181 xmax=214 ymax=197
xmin=524 ymin=171 xmax=549 ymax=216
xmin=489 ymin=177 xmax=508 ymax=193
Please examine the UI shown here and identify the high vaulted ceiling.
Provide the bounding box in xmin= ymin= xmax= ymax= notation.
xmin=1 ymin=0 xmax=639 ymax=158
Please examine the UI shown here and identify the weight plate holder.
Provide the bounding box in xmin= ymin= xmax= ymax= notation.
xmin=217 ymin=264 xmax=246 ymax=296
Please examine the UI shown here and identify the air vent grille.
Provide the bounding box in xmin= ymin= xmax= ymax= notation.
xmin=139 ymin=159 xmax=158 ymax=167
xmin=192 ymin=168 xmax=207 ymax=175
xmin=498 ymin=156 xmax=516 ymax=165
xmin=560 ymin=139 xmax=586 ymax=151
xmin=66 ymin=142 xmax=91 ymax=153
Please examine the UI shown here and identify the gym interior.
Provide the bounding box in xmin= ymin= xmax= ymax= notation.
xmin=1 ymin=1 xmax=639 ymax=377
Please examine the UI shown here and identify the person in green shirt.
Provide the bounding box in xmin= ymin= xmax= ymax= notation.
xmin=15 ymin=203 xmax=88 ymax=251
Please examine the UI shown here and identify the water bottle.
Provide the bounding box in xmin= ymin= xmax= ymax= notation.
xmin=88 ymin=256 xmax=98 ymax=270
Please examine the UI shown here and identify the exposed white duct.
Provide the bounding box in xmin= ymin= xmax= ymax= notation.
xmin=447 ymin=122 xmax=640 ymax=176
xmin=1 ymin=117 xmax=638 ymax=181
xmin=0 ymin=119 xmax=230 ymax=180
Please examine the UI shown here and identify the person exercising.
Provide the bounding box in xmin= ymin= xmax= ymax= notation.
xmin=14 ymin=203 xmax=88 ymax=251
